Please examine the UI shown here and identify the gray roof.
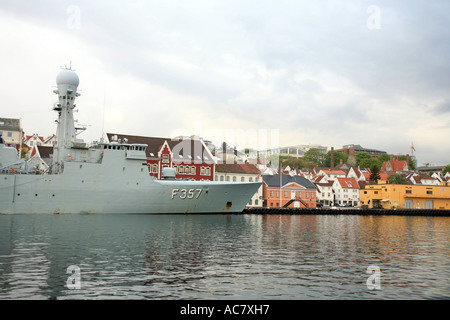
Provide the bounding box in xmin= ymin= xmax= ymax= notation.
xmin=0 ymin=118 xmax=21 ymax=131
xmin=263 ymin=174 xmax=317 ymax=189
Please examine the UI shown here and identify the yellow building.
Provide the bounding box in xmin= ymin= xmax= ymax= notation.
xmin=360 ymin=183 xmax=450 ymax=210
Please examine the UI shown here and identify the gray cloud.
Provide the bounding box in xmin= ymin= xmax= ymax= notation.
xmin=0 ymin=0 xmax=449 ymax=165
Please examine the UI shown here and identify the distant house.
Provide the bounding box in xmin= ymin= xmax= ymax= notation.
xmin=107 ymin=133 xmax=215 ymax=181
xmin=24 ymin=134 xmax=57 ymax=159
xmin=347 ymin=167 xmax=370 ymax=181
xmin=406 ymin=173 xmax=440 ymax=186
xmin=215 ymin=163 xmax=262 ymax=208
xmin=317 ymin=169 xmax=347 ymax=182
xmin=262 ymin=174 xmax=317 ymax=208
xmin=0 ymin=117 xmax=23 ymax=151
xmin=381 ymin=156 xmax=410 ymax=173
xmin=27 ymin=145 xmax=53 ymax=172
xmin=23 ymin=134 xmax=45 ymax=148
xmin=333 ymin=177 xmax=360 ymax=206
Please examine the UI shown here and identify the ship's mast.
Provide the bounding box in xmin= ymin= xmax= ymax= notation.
xmin=53 ymin=67 xmax=81 ymax=166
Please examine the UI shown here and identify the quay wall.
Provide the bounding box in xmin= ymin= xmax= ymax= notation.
xmin=242 ymin=207 xmax=450 ymax=216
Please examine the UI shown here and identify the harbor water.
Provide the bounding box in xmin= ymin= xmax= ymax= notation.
xmin=0 ymin=213 xmax=449 ymax=300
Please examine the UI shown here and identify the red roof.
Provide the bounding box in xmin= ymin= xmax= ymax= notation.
xmin=337 ymin=177 xmax=359 ymax=189
xmin=381 ymin=158 xmax=408 ymax=172
xmin=215 ymin=163 xmax=260 ymax=174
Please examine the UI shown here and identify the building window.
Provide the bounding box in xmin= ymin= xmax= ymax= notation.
xmin=270 ymin=190 xmax=273 ymax=197
xmin=406 ymin=190 xmax=412 ymax=194
xmin=200 ymin=167 xmax=205 ymax=175
xmin=241 ymin=177 xmax=245 ymax=182
xmin=233 ymin=176 xmax=236 ymax=182
xmin=191 ymin=166 xmax=196 ymax=175
xmin=162 ymin=154 xmax=169 ymax=163
xmin=426 ymin=190 xmax=433 ymax=195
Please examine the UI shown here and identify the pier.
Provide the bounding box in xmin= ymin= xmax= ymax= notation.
xmin=243 ymin=207 xmax=450 ymax=216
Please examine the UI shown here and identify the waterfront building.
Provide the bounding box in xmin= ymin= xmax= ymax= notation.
xmin=332 ymin=177 xmax=360 ymax=206
xmin=360 ymin=183 xmax=450 ymax=209
xmin=315 ymin=181 xmax=334 ymax=206
xmin=215 ymin=163 xmax=262 ymax=208
xmin=107 ymin=133 xmax=215 ymax=181
xmin=262 ymin=174 xmax=317 ymax=208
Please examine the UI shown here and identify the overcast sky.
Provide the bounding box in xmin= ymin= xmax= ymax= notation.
xmin=0 ymin=0 xmax=449 ymax=166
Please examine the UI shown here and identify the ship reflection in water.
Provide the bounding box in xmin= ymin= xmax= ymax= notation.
xmin=0 ymin=214 xmax=449 ymax=299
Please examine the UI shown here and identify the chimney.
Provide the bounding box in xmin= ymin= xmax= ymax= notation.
xmin=331 ymin=147 xmax=335 ymax=169
xmin=406 ymin=154 xmax=410 ymax=170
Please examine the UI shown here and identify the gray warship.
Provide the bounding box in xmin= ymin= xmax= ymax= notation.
xmin=0 ymin=68 xmax=261 ymax=214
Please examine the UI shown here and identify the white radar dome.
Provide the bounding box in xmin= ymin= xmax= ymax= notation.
xmin=56 ymin=68 xmax=80 ymax=87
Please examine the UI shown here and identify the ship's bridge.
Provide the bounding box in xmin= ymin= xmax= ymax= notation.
xmin=97 ymin=142 xmax=148 ymax=160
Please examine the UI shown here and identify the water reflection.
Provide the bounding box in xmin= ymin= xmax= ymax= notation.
xmin=0 ymin=214 xmax=449 ymax=299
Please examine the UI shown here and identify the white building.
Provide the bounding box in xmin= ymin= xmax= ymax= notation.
xmin=315 ymin=181 xmax=334 ymax=206
xmin=332 ymin=177 xmax=360 ymax=206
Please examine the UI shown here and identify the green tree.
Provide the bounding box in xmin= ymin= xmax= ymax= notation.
xmin=369 ymin=163 xmax=381 ymax=182
xmin=443 ymin=164 xmax=450 ymax=175
xmin=360 ymin=157 xmax=382 ymax=170
xmin=398 ymin=155 xmax=416 ymax=170
xmin=388 ymin=173 xmax=408 ymax=184
xmin=280 ymin=156 xmax=315 ymax=169
xmin=377 ymin=153 xmax=391 ymax=163
xmin=355 ymin=152 xmax=371 ymax=167
xmin=324 ymin=151 xmax=348 ymax=167
xmin=303 ymin=148 xmax=327 ymax=166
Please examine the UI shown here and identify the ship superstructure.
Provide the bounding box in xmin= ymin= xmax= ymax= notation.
xmin=0 ymin=68 xmax=260 ymax=214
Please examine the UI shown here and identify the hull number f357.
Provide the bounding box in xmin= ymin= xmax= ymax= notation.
xmin=171 ymin=189 xmax=202 ymax=200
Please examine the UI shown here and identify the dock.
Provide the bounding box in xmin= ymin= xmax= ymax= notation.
xmin=242 ymin=207 xmax=450 ymax=216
